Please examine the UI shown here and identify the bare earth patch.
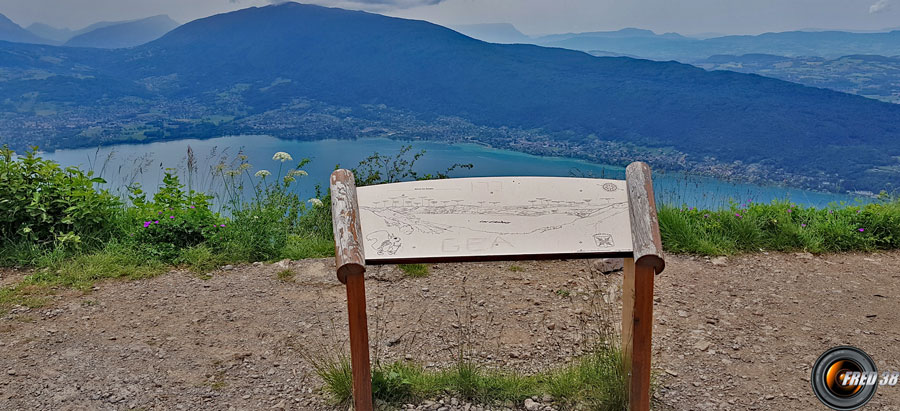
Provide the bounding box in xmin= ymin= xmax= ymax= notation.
xmin=1 ymin=252 xmax=899 ymax=410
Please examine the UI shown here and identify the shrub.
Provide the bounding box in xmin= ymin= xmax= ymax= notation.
xmin=0 ymin=145 xmax=121 ymax=250
xmin=127 ymin=171 xmax=222 ymax=262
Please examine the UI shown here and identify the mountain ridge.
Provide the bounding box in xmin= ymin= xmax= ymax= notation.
xmin=64 ymin=15 xmax=179 ymax=48
xmin=0 ymin=13 xmax=52 ymax=44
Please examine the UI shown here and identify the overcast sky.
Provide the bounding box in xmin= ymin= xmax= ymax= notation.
xmin=1 ymin=0 xmax=898 ymax=35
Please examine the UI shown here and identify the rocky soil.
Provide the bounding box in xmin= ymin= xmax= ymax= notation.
xmin=2 ymin=251 xmax=900 ymax=410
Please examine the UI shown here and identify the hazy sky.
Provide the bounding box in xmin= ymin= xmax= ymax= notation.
xmin=1 ymin=0 xmax=898 ymax=35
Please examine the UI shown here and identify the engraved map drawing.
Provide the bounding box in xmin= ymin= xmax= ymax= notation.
xmin=356 ymin=177 xmax=634 ymax=261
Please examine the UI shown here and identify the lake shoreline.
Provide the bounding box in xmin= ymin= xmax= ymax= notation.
xmin=37 ymin=135 xmax=869 ymax=209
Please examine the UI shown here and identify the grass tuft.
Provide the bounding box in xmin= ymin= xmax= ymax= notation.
xmin=276 ymin=268 xmax=296 ymax=282
xmin=398 ymin=263 xmax=429 ymax=278
xmin=311 ymin=343 xmax=629 ymax=408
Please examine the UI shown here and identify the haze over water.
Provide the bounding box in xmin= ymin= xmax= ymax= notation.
xmin=41 ymin=135 xmax=865 ymax=210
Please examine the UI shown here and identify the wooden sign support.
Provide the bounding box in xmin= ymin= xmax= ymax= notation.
xmin=330 ymin=162 xmax=664 ymax=411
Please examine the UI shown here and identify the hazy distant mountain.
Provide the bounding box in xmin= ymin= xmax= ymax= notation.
xmin=534 ymin=28 xmax=900 ymax=60
xmin=536 ymin=28 xmax=685 ymax=44
xmin=0 ymin=13 xmax=51 ymax=44
xmin=1 ymin=3 xmax=899 ymax=191
xmin=26 ymin=22 xmax=72 ymax=43
xmin=64 ymin=15 xmax=179 ymax=48
xmin=450 ymin=23 xmax=531 ymax=44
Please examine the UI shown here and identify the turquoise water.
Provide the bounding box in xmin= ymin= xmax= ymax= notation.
xmin=40 ymin=135 xmax=865 ymax=210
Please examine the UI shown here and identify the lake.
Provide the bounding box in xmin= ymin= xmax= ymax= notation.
xmin=40 ymin=135 xmax=865 ymax=210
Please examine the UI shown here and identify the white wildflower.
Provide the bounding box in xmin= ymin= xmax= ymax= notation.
xmin=255 ymin=170 xmax=271 ymax=178
xmin=288 ymin=169 xmax=308 ymax=177
xmin=226 ymin=170 xmax=241 ymax=177
xmin=273 ymin=152 xmax=293 ymax=162
xmin=308 ymin=198 xmax=324 ymax=207
xmin=239 ymin=163 xmax=252 ymax=171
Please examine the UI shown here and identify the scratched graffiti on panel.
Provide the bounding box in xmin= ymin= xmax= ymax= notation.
xmin=356 ymin=177 xmax=633 ymax=261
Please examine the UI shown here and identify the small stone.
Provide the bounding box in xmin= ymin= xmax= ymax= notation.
xmin=6 ymin=369 xmax=15 ymax=376
xmin=711 ymin=257 xmax=728 ymax=266
xmin=523 ymin=398 xmax=540 ymax=411
xmin=694 ymin=340 xmax=711 ymax=351
xmin=547 ymin=323 xmax=556 ymax=330
xmin=591 ymin=258 xmax=624 ymax=274
xmin=223 ymin=265 xmax=235 ymax=271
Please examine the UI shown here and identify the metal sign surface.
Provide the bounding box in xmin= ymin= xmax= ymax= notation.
xmin=356 ymin=176 xmax=633 ymax=262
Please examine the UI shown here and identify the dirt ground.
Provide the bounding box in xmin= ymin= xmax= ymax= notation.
xmin=2 ymin=251 xmax=900 ymax=410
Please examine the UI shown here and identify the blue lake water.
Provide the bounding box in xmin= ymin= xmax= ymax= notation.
xmin=40 ymin=135 xmax=866 ymax=210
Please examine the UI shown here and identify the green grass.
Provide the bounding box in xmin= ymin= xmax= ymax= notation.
xmin=0 ymin=241 xmax=165 ymax=314
xmin=658 ymin=199 xmax=900 ymax=255
xmin=398 ymin=263 xmax=429 ymax=278
xmin=314 ymin=344 xmax=629 ymax=409
xmin=508 ymin=265 xmax=524 ymax=272
xmin=282 ymin=235 xmax=335 ymax=260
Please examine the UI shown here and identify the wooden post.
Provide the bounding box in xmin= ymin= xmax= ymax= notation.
xmin=623 ymin=162 xmax=665 ymax=411
xmin=330 ymin=169 xmax=373 ymax=411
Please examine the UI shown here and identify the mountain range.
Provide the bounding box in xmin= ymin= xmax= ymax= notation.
xmin=0 ymin=3 xmax=898 ymax=192
xmin=0 ymin=13 xmax=48 ymax=44
xmin=64 ymin=15 xmax=179 ymax=48
xmin=491 ymin=27 xmax=900 ymax=60
xmin=0 ymin=13 xmax=178 ymax=48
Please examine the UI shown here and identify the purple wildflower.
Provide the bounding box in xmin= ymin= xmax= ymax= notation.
xmin=787 ymin=209 xmax=792 ymax=213
xmin=857 ymin=210 xmax=861 ymax=214
xmin=220 ymin=224 xmax=226 ymax=227
xmin=143 ymin=221 xmax=151 ymax=228
xmin=859 ymin=228 xmax=865 ymax=232
xmin=158 ymin=211 xmax=162 ymax=215
xmin=190 ymin=205 xmax=196 ymax=209
xmin=735 ymin=213 xmax=742 ymax=218
xmin=169 ymin=216 xmax=175 ymax=219
xmin=154 ymin=220 xmax=159 ymax=224
xmin=801 ymin=223 xmax=807 ymax=227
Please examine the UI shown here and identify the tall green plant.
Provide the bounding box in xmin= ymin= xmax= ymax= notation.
xmin=0 ymin=145 xmax=121 ymax=251
xmin=214 ymin=151 xmax=310 ymax=261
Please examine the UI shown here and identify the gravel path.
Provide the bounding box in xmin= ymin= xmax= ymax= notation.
xmin=2 ymin=251 xmax=899 ymax=410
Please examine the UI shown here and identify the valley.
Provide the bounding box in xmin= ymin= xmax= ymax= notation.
xmin=1 ymin=4 xmax=899 ymax=194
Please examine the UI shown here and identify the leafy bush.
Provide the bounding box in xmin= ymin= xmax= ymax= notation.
xmin=0 ymin=146 xmax=121 ymax=250
xmin=127 ymin=171 xmax=222 ymax=262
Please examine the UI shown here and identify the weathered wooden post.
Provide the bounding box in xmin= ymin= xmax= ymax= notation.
xmin=330 ymin=169 xmax=373 ymax=411
xmin=623 ymin=162 xmax=665 ymax=411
